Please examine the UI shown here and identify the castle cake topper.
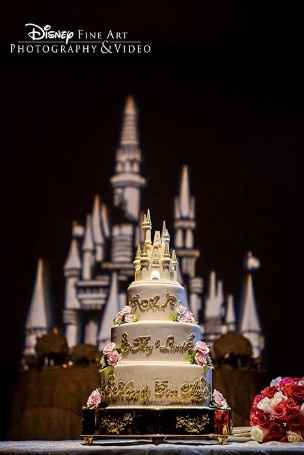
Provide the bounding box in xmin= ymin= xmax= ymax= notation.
xmin=134 ymin=209 xmax=178 ymax=282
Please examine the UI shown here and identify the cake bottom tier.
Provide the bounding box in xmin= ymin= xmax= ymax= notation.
xmin=101 ymin=362 xmax=212 ymax=407
xmin=81 ymin=407 xmax=232 ymax=440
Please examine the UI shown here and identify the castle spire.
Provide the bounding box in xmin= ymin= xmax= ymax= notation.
xmin=180 ymin=165 xmax=191 ymax=217
xmin=239 ymin=252 xmax=263 ymax=357
xmin=92 ymin=194 xmax=105 ymax=261
xmin=26 ymin=259 xmax=49 ymax=331
xmin=101 ymin=204 xmax=110 ymax=238
xmin=83 ymin=215 xmax=94 ymax=251
xmin=64 ymin=238 xmax=81 ymax=271
xmin=25 ymin=259 xmax=50 ymax=355
xmin=120 ymin=96 xmax=138 ymax=146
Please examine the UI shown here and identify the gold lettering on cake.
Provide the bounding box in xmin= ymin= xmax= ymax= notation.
xmin=180 ymin=378 xmax=210 ymax=402
xmin=120 ymin=332 xmax=194 ymax=356
xmin=129 ymin=294 xmax=177 ymax=312
xmin=176 ymin=415 xmax=209 ymax=433
xmin=120 ymin=332 xmax=153 ymax=355
xmin=102 ymin=375 xmax=209 ymax=405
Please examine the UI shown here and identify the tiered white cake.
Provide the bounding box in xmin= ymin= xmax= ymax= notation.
xmin=100 ymin=210 xmax=212 ymax=409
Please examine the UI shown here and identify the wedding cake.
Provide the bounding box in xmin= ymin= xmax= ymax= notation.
xmin=82 ymin=210 xmax=231 ymax=442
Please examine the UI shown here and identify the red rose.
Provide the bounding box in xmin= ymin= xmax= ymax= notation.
xmin=250 ymin=409 xmax=270 ymax=428
xmin=273 ymin=398 xmax=299 ymax=421
xmin=282 ymin=384 xmax=304 ymax=402
xmin=287 ymin=414 xmax=304 ymax=433
xmin=262 ymin=386 xmax=277 ymax=399
xmin=273 ymin=402 xmax=288 ymax=420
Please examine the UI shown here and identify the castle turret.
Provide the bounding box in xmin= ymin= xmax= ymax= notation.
xmin=25 ymin=259 xmax=50 ymax=356
xmin=239 ymin=252 xmax=263 ymax=357
xmin=63 ymin=237 xmax=82 ymax=347
xmin=110 ymin=96 xmax=146 ymax=220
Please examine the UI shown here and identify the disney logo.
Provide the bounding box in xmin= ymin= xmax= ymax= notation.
xmin=25 ymin=23 xmax=74 ymax=44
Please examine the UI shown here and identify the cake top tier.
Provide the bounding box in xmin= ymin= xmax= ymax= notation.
xmin=133 ymin=209 xmax=179 ymax=282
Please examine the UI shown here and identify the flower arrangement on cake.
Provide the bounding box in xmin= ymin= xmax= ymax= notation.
xmin=250 ymin=376 xmax=304 ymax=442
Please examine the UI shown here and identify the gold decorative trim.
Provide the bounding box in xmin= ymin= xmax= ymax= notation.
xmin=176 ymin=415 xmax=209 ymax=433
xmin=129 ymin=293 xmax=177 ymax=312
xmin=100 ymin=413 xmax=133 ymax=434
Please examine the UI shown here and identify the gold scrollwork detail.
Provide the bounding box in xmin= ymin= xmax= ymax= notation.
xmin=100 ymin=413 xmax=133 ymax=434
xmin=176 ymin=415 xmax=209 ymax=434
xmin=129 ymin=294 xmax=177 ymax=312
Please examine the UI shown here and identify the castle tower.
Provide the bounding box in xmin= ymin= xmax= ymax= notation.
xmin=239 ymin=252 xmax=264 ymax=358
xmin=63 ymin=237 xmax=81 ymax=347
xmin=25 ymin=259 xmax=50 ymax=356
xmin=110 ymin=96 xmax=146 ymax=221
xmin=174 ymin=165 xmax=203 ymax=317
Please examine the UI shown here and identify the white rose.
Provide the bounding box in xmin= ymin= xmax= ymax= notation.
xmin=257 ymin=397 xmax=272 ymax=413
xmin=251 ymin=426 xmax=269 ymax=443
xmin=270 ymin=391 xmax=288 ymax=409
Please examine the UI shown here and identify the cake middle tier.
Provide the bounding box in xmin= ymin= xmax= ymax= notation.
xmin=112 ymin=321 xmax=203 ymax=362
xmin=102 ymin=362 xmax=212 ymax=408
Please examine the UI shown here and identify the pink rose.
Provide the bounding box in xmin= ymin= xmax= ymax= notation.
xmin=103 ymin=342 xmax=116 ymax=356
xmin=107 ymin=350 xmax=121 ymax=366
xmin=195 ymin=341 xmax=209 ymax=356
xmin=195 ymin=351 xmax=208 ymax=366
xmin=87 ymin=389 xmax=102 ymax=409
xmin=213 ymin=389 xmax=228 ymax=408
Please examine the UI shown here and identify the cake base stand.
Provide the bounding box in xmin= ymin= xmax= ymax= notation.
xmin=81 ymin=407 xmax=231 ymax=445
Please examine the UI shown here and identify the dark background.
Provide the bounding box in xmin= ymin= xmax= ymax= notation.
xmin=0 ymin=1 xmax=300 ymax=439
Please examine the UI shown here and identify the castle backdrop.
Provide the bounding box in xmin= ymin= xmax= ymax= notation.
xmin=24 ymin=97 xmax=264 ymax=359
